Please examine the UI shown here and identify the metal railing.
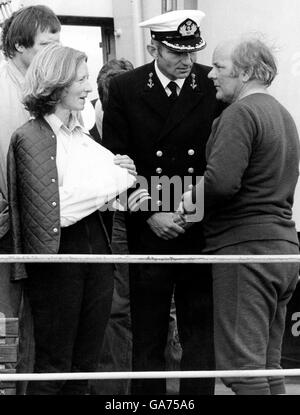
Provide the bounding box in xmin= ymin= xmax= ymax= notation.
xmin=0 ymin=253 xmax=300 ymax=383
xmin=0 ymin=369 xmax=300 ymax=382
xmin=1 ymin=254 xmax=300 ymax=264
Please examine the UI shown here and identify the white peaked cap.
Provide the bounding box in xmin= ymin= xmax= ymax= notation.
xmin=139 ymin=10 xmax=206 ymax=52
xmin=139 ymin=10 xmax=205 ymax=32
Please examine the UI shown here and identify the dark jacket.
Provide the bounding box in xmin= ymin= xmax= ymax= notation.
xmin=102 ymin=61 xmax=224 ymax=218
xmin=102 ymin=61 xmax=224 ymax=252
xmin=7 ymin=117 xmax=110 ymax=281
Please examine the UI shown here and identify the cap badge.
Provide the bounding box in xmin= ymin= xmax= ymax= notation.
xmin=147 ymin=72 xmax=154 ymax=88
xmin=178 ymin=19 xmax=198 ymax=37
xmin=190 ymin=73 xmax=197 ymax=90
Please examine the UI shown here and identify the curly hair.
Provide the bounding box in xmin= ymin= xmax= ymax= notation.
xmin=1 ymin=5 xmax=60 ymax=59
xmin=23 ymin=43 xmax=87 ymax=118
xmin=230 ymin=37 xmax=277 ymax=86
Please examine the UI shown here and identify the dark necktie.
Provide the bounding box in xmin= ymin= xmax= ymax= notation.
xmin=167 ymin=81 xmax=178 ymax=103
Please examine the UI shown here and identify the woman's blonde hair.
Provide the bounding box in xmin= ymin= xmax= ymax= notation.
xmin=23 ymin=43 xmax=87 ymax=117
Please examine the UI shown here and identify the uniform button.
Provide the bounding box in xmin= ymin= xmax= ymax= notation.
xmin=52 ymin=202 xmax=57 ymax=207
xmin=52 ymin=135 xmax=55 ymax=139
xmin=156 ymin=184 xmax=162 ymax=191
xmin=188 ymin=184 xmax=193 ymax=190
xmin=53 ymin=228 xmax=58 ymax=233
xmin=156 ymin=200 xmax=162 ymax=207
xmin=50 ymin=156 xmax=55 ymax=161
xmin=156 ymin=167 xmax=162 ymax=174
xmin=188 ymin=167 xmax=194 ymax=174
xmin=156 ymin=150 xmax=163 ymax=157
xmin=51 ymin=178 xmax=56 ymax=183
xmin=188 ymin=149 xmax=195 ymax=156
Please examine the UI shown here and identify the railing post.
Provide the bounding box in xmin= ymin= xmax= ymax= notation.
xmin=0 ymin=317 xmax=19 ymax=395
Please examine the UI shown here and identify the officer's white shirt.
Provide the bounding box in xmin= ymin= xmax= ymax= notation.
xmin=154 ymin=60 xmax=185 ymax=96
xmin=44 ymin=113 xmax=136 ymax=227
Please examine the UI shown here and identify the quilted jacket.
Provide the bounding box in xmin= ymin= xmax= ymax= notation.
xmin=7 ymin=117 xmax=110 ymax=281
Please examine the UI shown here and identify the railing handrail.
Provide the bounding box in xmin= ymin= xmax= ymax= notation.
xmin=0 ymin=254 xmax=300 ymax=263
xmin=0 ymin=369 xmax=300 ymax=382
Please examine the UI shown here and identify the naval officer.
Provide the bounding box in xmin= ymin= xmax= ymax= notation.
xmin=102 ymin=9 xmax=224 ymax=395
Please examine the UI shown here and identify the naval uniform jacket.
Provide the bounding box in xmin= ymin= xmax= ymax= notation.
xmin=103 ymin=60 xmax=223 ymax=214
xmin=7 ymin=117 xmax=111 ymax=281
xmin=103 ymin=61 xmax=224 ymax=252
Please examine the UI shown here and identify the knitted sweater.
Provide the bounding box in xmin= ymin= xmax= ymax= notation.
xmin=201 ymin=93 xmax=300 ymax=252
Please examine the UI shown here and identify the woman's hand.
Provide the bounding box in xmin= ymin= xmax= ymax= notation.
xmin=114 ymin=154 xmax=137 ymax=176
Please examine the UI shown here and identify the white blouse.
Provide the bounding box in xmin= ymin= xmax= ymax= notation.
xmin=44 ymin=113 xmax=135 ymax=227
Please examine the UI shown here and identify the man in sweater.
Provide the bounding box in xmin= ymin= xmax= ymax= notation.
xmin=182 ymin=36 xmax=300 ymax=394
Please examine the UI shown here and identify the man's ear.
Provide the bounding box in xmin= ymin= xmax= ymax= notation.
xmin=15 ymin=43 xmax=25 ymax=53
xmin=241 ymin=69 xmax=252 ymax=82
xmin=147 ymin=44 xmax=159 ymax=59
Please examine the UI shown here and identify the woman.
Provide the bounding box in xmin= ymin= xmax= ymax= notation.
xmin=7 ymin=43 xmax=136 ymax=395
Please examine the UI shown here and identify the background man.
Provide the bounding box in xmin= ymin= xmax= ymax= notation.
xmin=102 ymin=10 xmax=224 ymax=395
xmin=0 ymin=5 xmax=61 ymax=393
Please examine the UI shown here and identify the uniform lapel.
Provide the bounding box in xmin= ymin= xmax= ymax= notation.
xmin=157 ymin=68 xmax=205 ymax=142
xmin=140 ymin=62 xmax=171 ymax=120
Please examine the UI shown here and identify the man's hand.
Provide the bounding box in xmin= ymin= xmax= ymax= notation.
xmin=147 ymin=212 xmax=185 ymax=240
xmin=175 ymin=189 xmax=202 ymax=227
xmin=179 ymin=190 xmax=196 ymax=214
xmin=172 ymin=212 xmax=194 ymax=230
xmin=172 ymin=212 xmax=186 ymax=227
xmin=114 ymin=154 xmax=137 ymax=176
xmin=178 ymin=187 xmax=204 ymax=223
